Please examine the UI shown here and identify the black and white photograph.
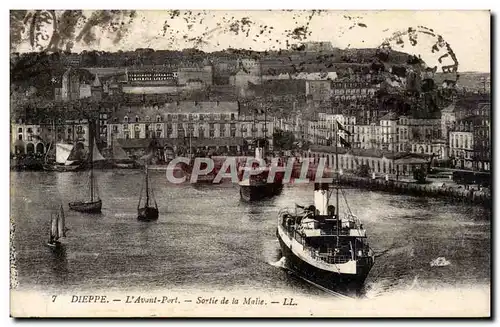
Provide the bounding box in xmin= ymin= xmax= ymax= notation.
xmin=8 ymin=9 xmax=491 ymax=317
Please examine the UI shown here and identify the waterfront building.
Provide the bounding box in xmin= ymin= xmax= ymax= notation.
xmin=308 ymin=113 xmax=355 ymax=146
xmin=448 ymin=105 xmax=490 ymax=171
xmin=353 ymin=123 xmax=381 ymax=149
xmin=449 ymin=129 xmax=474 ymax=169
xmin=11 ymin=118 xmax=90 ymax=155
xmin=380 ymin=112 xmax=399 ymax=151
xmin=471 ymin=103 xmax=491 ymax=171
xmin=107 ymin=101 xmax=275 ymax=158
xmin=441 ymin=103 xmax=457 ymax=143
xmin=306 ymin=145 xmax=431 ymax=177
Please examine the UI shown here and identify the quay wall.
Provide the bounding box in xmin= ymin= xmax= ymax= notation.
xmin=336 ymin=175 xmax=492 ymax=208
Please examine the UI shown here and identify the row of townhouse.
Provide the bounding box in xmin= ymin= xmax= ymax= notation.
xmin=11 ymin=101 xmax=278 ymax=156
xmin=11 ymin=119 xmax=91 ymax=155
xmin=301 ymin=101 xmax=490 ymax=172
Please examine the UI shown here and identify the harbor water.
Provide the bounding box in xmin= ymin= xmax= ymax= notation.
xmin=10 ymin=170 xmax=491 ymax=302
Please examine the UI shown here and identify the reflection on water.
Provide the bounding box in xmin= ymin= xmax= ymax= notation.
xmin=10 ymin=171 xmax=490 ymax=298
xmin=48 ymin=246 xmax=69 ymax=285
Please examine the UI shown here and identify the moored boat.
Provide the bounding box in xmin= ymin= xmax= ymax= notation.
xmin=110 ymin=134 xmax=138 ymax=169
xmin=44 ymin=142 xmax=84 ymax=172
xmin=137 ymin=163 xmax=159 ymax=221
xmin=238 ymin=142 xmax=283 ymax=201
xmin=69 ymin=123 xmax=102 ymax=214
xmin=114 ymin=162 xmax=136 ymax=169
xmin=68 ymin=198 xmax=102 ymax=213
xmin=239 ymin=167 xmax=283 ymax=201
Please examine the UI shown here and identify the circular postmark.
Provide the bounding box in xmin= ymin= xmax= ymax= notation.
xmin=25 ymin=10 xmax=58 ymax=52
xmin=377 ymin=25 xmax=460 ymax=83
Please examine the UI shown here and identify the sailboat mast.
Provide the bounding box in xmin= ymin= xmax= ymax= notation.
xmin=49 ymin=213 xmax=53 ymax=241
xmin=111 ymin=131 xmax=114 ymax=161
xmin=253 ymin=112 xmax=257 ymax=147
xmin=47 ymin=119 xmax=56 ymax=163
xmin=89 ymin=120 xmax=94 ymax=201
xmin=189 ymin=133 xmax=192 ymax=158
xmin=145 ymin=164 xmax=150 ymax=207
xmin=264 ymin=107 xmax=267 ymax=153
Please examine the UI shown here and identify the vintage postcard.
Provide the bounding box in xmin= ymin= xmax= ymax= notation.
xmin=9 ymin=9 xmax=491 ymax=318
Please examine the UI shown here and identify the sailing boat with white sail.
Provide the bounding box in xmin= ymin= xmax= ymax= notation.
xmin=69 ymin=125 xmax=102 ymax=213
xmin=47 ymin=205 xmax=68 ymax=249
xmin=137 ymin=164 xmax=159 ymax=221
xmin=44 ymin=142 xmax=84 ymax=172
xmin=43 ymin=120 xmax=84 ymax=171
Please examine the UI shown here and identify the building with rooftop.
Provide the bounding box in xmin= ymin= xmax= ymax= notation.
xmin=106 ymin=101 xmax=275 ymax=157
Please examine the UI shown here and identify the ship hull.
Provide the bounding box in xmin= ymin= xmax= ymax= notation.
xmin=138 ymin=207 xmax=159 ymax=221
xmin=276 ymin=228 xmax=373 ymax=289
xmin=69 ymin=199 xmax=102 ymax=213
xmin=44 ymin=163 xmax=83 ymax=172
xmin=195 ymin=174 xmax=222 ymax=184
xmin=46 ymin=241 xmax=62 ymax=249
xmin=239 ymin=183 xmax=283 ymax=201
xmin=12 ymin=157 xmax=44 ymax=171
xmin=113 ymin=162 xmax=137 ymax=169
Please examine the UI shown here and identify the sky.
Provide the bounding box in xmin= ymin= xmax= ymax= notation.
xmin=12 ymin=10 xmax=491 ymax=72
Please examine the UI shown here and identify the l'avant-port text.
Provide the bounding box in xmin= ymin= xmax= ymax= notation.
xmin=125 ymin=296 xmax=179 ymax=304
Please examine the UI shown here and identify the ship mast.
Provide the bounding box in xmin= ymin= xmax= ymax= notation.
xmin=46 ymin=119 xmax=56 ymax=163
xmin=111 ymin=130 xmax=114 ymax=161
xmin=145 ymin=164 xmax=150 ymax=208
xmin=89 ymin=120 xmax=94 ymax=202
xmin=264 ymin=107 xmax=267 ymax=154
xmin=189 ymin=132 xmax=192 ymax=158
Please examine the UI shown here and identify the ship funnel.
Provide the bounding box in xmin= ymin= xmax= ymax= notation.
xmin=313 ymin=183 xmax=329 ymax=215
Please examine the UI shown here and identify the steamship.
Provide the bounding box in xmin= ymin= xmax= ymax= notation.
xmin=276 ymin=182 xmax=375 ymax=287
xmin=238 ymin=143 xmax=283 ymax=202
xmin=276 ymin=119 xmax=374 ymax=288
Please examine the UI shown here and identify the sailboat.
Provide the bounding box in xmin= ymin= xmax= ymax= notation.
xmin=275 ymin=121 xmax=375 ymax=289
xmin=44 ymin=120 xmax=84 ymax=172
xmin=47 ymin=205 xmax=68 ymax=249
xmin=137 ymin=164 xmax=159 ymax=221
xmin=110 ymin=136 xmax=136 ymax=169
xmin=86 ymin=138 xmax=108 ymax=169
xmin=44 ymin=142 xmax=84 ymax=172
xmin=69 ymin=125 xmax=102 ymax=213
